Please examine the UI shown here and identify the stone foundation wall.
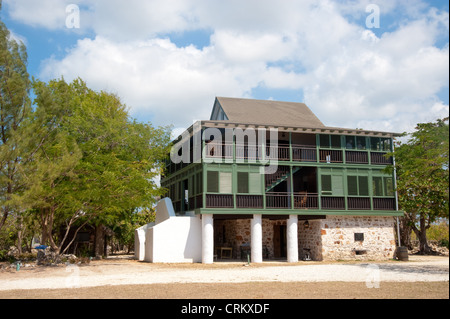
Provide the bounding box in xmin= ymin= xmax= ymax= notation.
xmin=214 ymin=219 xmax=251 ymax=259
xmin=317 ymin=216 xmax=397 ymax=261
xmin=214 ymin=218 xmax=286 ymax=259
xmin=298 ymin=219 xmax=323 ymax=261
xmin=215 ymin=215 xmax=396 ymax=261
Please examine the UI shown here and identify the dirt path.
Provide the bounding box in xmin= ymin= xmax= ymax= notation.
xmin=0 ymin=255 xmax=448 ymax=299
xmin=1 ymin=282 xmax=448 ymax=299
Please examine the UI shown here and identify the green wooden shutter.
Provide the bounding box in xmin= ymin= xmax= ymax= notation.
xmin=207 ymin=171 xmax=219 ymax=193
xmin=359 ymin=176 xmax=369 ymax=196
xmin=249 ymin=173 xmax=261 ymax=194
xmin=174 ymin=183 xmax=179 ymax=200
xmin=197 ymin=173 xmax=202 ymax=194
xmin=385 ymin=177 xmax=394 ymax=196
xmin=220 ymin=172 xmax=232 ymax=194
xmin=321 ymin=175 xmax=332 ymax=195
xmin=237 ymin=172 xmax=249 ymax=193
xmin=332 ymin=175 xmax=344 ymax=196
xmin=347 ymin=176 xmax=358 ymax=196
xmin=373 ymin=177 xmax=383 ymax=196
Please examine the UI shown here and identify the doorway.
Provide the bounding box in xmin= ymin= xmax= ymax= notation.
xmin=273 ymin=225 xmax=287 ymax=259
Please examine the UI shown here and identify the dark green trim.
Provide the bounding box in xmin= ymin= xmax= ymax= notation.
xmin=197 ymin=208 xmax=404 ymax=217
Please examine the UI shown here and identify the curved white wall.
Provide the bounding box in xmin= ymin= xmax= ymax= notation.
xmin=145 ymin=216 xmax=202 ymax=263
xmin=136 ymin=198 xmax=202 ymax=263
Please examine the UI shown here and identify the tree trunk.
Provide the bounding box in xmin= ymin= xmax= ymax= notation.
xmin=0 ymin=210 xmax=8 ymax=232
xmin=40 ymin=207 xmax=59 ymax=253
xmin=40 ymin=208 xmax=49 ymax=246
xmin=48 ymin=233 xmax=60 ymax=255
xmin=414 ymin=216 xmax=432 ymax=255
xmin=95 ymin=225 xmax=105 ymax=258
xmin=16 ymin=216 xmax=23 ymax=255
xmin=399 ymin=217 xmax=413 ymax=249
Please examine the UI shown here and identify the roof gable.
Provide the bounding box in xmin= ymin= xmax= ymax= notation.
xmin=210 ymin=99 xmax=229 ymax=121
xmin=213 ymin=97 xmax=325 ymax=128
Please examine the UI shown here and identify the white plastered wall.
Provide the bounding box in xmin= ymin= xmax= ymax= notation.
xmin=135 ymin=198 xmax=202 ymax=263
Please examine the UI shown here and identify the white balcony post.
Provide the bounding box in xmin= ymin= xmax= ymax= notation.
xmin=287 ymin=215 xmax=299 ymax=263
xmin=202 ymin=214 xmax=214 ymax=264
xmin=251 ymin=214 xmax=263 ymax=263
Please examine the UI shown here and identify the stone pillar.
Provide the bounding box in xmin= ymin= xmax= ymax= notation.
xmin=287 ymin=215 xmax=299 ymax=263
xmin=202 ymin=214 xmax=214 ymax=264
xmin=251 ymin=214 xmax=263 ymax=263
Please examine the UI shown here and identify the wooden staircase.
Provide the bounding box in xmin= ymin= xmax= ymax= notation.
xmin=265 ymin=167 xmax=301 ymax=192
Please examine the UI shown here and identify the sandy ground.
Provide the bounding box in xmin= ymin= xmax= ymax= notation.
xmin=1 ymin=281 xmax=448 ymax=299
xmin=0 ymin=255 xmax=448 ymax=292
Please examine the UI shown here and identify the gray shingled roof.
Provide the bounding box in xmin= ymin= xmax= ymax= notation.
xmin=215 ymin=97 xmax=326 ymax=128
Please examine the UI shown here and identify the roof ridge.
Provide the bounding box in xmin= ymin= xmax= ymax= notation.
xmin=214 ymin=97 xmax=326 ymax=128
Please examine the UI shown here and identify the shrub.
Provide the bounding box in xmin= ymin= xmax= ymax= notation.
xmin=428 ymin=221 xmax=449 ymax=242
xmin=0 ymin=250 xmax=7 ymax=262
xmin=439 ymin=239 xmax=449 ymax=249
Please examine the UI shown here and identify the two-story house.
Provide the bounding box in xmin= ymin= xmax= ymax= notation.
xmin=139 ymin=97 xmax=402 ymax=264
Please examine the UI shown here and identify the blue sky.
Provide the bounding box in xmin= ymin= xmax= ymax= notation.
xmin=1 ymin=0 xmax=448 ymax=137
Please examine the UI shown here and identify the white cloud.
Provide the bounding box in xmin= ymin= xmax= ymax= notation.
xmin=299 ymin=9 xmax=449 ymax=133
xmin=3 ymin=0 xmax=72 ymax=29
xmin=7 ymin=0 xmax=446 ymax=135
xmin=84 ymin=0 xmax=199 ymax=40
xmin=210 ymin=31 xmax=297 ymax=64
xmin=40 ymin=36 xmax=264 ymax=128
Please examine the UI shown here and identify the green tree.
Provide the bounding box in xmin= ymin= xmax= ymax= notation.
xmin=389 ymin=118 xmax=449 ymax=254
xmin=111 ymin=208 xmax=155 ymax=253
xmin=0 ymin=4 xmax=32 ymax=232
xmin=16 ymin=79 xmax=83 ymax=252
xmin=19 ymin=78 xmax=171 ymax=255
